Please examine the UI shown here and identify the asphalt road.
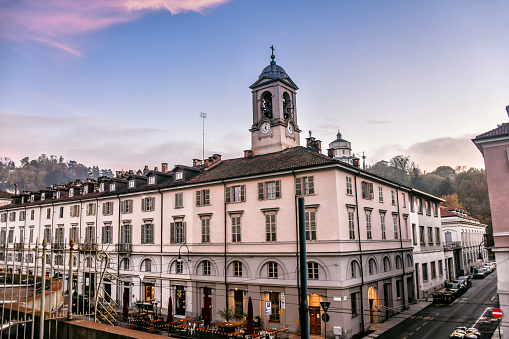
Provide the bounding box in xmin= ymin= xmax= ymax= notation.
xmin=376 ymin=270 xmax=500 ymax=339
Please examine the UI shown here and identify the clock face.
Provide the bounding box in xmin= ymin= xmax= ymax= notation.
xmin=287 ymin=123 xmax=293 ymax=134
xmin=261 ymin=122 xmax=271 ymax=134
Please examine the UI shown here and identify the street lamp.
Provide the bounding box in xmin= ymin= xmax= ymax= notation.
xmin=177 ymin=244 xmax=191 ymax=263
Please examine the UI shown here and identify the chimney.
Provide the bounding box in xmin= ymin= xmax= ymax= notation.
xmin=162 ymin=163 xmax=168 ymax=173
xmin=154 ymin=166 xmax=158 ymax=172
xmin=327 ymin=149 xmax=334 ymax=158
xmin=353 ymin=159 xmax=360 ymax=168
xmin=306 ymin=134 xmax=322 ymax=153
xmin=244 ymin=150 xmax=254 ymax=158
xmin=193 ymin=159 xmax=203 ymax=167
xmin=143 ymin=165 xmax=149 ymax=174
xmin=203 ymin=154 xmax=222 ymax=168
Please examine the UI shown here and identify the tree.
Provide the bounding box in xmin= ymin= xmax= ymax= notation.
xmin=431 ymin=166 xmax=456 ymax=180
xmin=441 ymin=193 xmax=464 ymax=209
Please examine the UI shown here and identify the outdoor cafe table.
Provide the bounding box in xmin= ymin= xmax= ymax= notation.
xmin=213 ymin=322 xmax=243 ymax=334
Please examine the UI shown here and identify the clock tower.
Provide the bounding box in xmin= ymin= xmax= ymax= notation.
xmin=249 ymin=47 xmax=301 ymax=155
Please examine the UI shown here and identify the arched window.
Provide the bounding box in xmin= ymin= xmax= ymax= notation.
xmin=383 ymin=257 xmax=391 ymax=272
xmin=395 ymin=255 xmax=402 ymax=269
xmin=350 ymin=260 xmax=360 ymax=278
xmin=282 ymin=92 xmax=293 ymax=119
xmin=261 ymin=91 xmax=273 ymax=119
xmin=141 ymin=259 xmax=152 ymax=272
xmin=121 ymin=258 xmax=130 ymax=270
xmin=406 ymin=254 xmax=413 ymax=267
xmin=85 ymin=256 xmax=92 ymax=268
xmin=368 ymin=258 xmax=377 ymax=275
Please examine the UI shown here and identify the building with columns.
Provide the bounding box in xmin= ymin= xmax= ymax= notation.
xmin=0 ymin=53 xmax=424 ymax=338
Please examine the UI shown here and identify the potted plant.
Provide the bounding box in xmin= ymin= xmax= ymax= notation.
xmin=217 ymin=306 xmax=235 ymax=322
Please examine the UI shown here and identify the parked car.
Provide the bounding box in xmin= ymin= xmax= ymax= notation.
xmin=454 ymin=279 xmax=468 ymax=292
xmin=482 ymin=266 xmax=491 ymax=275
xmin=473 ymin=268 xmax=486 ymax=279
xmin=432 ymin=291 xmax=455 ymax=304
xmin=450 ymin=327 xmax=467 ymax=338
xmin=457 ymin=275 xmax=472 ymax=288
xmin=484 ymin=264 xmax=495 ymax=273
xmin=486 ymin=262 xmax=496 ymax=270
xmin=72 ymin=295 xmax=94 ymax=315
xmin=448 ymin=282 xmax=466 ymax=297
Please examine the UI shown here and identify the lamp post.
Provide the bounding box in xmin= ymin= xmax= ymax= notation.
xmin=177 ymin=244 xmax=191 ymax=263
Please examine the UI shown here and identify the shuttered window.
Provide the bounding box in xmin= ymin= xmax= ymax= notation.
xmin=141 ymin=197 xmax=155 ymax=212
xmin=362 ymin=181 xmax=374 ymax=200
xmin=121 ymin=200 xmax=133 ymax=214
xmin=141 ymin=224 xmax=154 ymax=244
xmin=225 ymin=185 xmax=246 ymax=203
xmin=295 ymin=176 xmax=315 ymax=196
xmin=305 ymin=210 xmax=316 ymax=241
xmin=258 ymin=180 xmax=281 ymax=200
xmin=201 ymin=218 xmax=210 ymax=243
xmin=196 ymin=190 xmax=210 ymax=206
xmin=265 ymin=214 xmax=277 ymax=242
xmin=175 ymin=192 xmax=183 ymax=208
xmin=170 ymin=222 xmax=186 ymax=244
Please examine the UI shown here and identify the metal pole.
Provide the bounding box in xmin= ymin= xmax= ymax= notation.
xmin=39 ymin=239 xmax=47 ymax=339
xmin=298 ymin=197 xmax=309 ymax=339
xmin=68 ymin=240 xmax=74 ymax=320
xmin=498 ymin=321 xmax=501 ymax=339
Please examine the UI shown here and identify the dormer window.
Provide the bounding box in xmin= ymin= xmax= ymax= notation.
xmin=83 ymin=186 xmax=88 ymax=194
xmin=176 ymin=172 xmax=183 ymax=180
xmin=41 ymin=193 xmax=45 ymax=201
xmin=30 ymin=195 xmax=34 ymax=202
xmin=99 ymin=183 xmax=104 ymax=192
xmin=69 ymin=188 xmax=74 ymax=197
xmin=129 ymin=180 xmax=135 ymax=188
xmin=56 ymin=191 xmax=61 ymax=199
xmin=110 ymin=183 xmax=115 ymax=191
xmin=149 ymin=177 xmax=155 ymax=185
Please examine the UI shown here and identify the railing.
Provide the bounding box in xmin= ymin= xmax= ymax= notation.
xmin=116 ymin=243 xmax=132 ymax=253
xmin=15 ymin=242 xmax=24 ymax=250
xmin=52 ymin=242 xmax=65 ymax=250
xmin=79 ymin=242 xmax=98 ymax=251
xmin=443 ymin=241 xmax=462 ymax=248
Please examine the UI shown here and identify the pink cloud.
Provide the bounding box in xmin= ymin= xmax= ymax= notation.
xmin=0 ymin=0 xmax=230 ymax=55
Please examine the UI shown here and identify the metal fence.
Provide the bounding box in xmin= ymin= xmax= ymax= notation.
xmin=0 ymin=238 xmax=120 ymax=339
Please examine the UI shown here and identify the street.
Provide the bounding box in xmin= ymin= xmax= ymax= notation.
xmin=376 ymin=271 xmax=500 ymax=339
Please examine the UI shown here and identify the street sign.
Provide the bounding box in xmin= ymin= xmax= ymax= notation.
xmin=280 ymin=293 xmax=286 ymax=310
xmin=321 ymin=313 xmax=330 ymax=322
xmin=493 ymin=308 xmax=503 ymax=319
xmin=320 ymin=301 xmax=331 ymax=313
xmin=265 ymin=301 xmax=271 ymax=315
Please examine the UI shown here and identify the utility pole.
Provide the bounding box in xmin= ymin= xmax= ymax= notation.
xmin=200 ymin=112 xmax=207 ymax=162
xmin=298 ymin=197 xmax=309 ymax=339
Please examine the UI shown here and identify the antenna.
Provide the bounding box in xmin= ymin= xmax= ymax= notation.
xmin=200 ymin=112 xmax=207 ymax=162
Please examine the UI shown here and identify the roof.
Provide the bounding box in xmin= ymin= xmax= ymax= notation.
xmin=187 ymin=147 xmax=337 ymax=184
xmin=440 ymin=206 xmax=479 ymax=221
xmin=0 ymin=190 xmax=12 ymax=199
xmin=473 ymin=123 xmax=509 ymax=140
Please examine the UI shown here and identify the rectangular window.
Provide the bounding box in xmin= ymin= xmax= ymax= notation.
xmin=19 ymin=211 xmax=25 ymax=221
xmin=141 ymin=223 xmax=154 ymax=244
xmin=30 ymin=210 xmax=34 ymax=220
xmin=412 ymin=224 xmax=417 ymax=245
xmin=176 ymin=172 xmax=183 ymax=180
xmin=307 ymin=262 xmax=319 ymax=280
xmin=102 ymin=202 xmax=114 ymax=216
xmin=149 ymin=176 xmax=155 ymax=185
xmin=56 ymin=227 xmax=64 ymax=243
xmin=176 ymin=261 xmax=183 ymax=274
xmin=265 ymin=214 xmax=277 ymax=242
xmin=29 ymin=228 xmax=34 ymax=243
xmin=234 ymin=261 xmax=242 ymax=277
xmin=431 ymin=261 xmax=436 ymax=279
xmin=396 ymin=280 xmax=402 ymax=300
xmin=409 ymin=195 xmax=415 ymax=213
xmin=1 ymin=213 xmax=6 ymax=223
xmin=231 ymin=216 xmax=241 ymax=242
xmin=19 ymin=227 xmax=24 ymax=243
xmin=426 ymin=200 xmax=431 ymax=215
xmin=8 ymin=229 xmax=14 ymax=243
xmin=401 ymin=193 xmax=406 ymax=207
xmin=438 ymin=260 xmax=443 ymax=276
xmin=201 ymin=218 xmax=210 ymax=243
xmin=428 ymin=226 xmax=433 ymax=244
xmin=378 ymin=186 xmax=384 ymax=202
xmin=102 ymin=225 xmax=112 ymax=244
xmin=70 ymin=227 xmax=78 ymax=243
xmin=393 ymin=215 xmax=399 ymax=239
xmin=391 ymin=190 xmax=396 ymax=205
xmin=419 ymin=226 xmax=425 ymax=245
xmin=196 ymin=189 xmax=210 ymax=206
xmin=9 ymin=212 xmax=16 ymax=222
xmin=85 ymin=226 xmax=94 ymax=244
xmin=305 ymin=210 xmax=317 ymax=241
xmin=70 ymin=205 xmax=80 ymax=217
xmin=348 ymin=210 xmax=355 ymax=240
xmin=225 ymin=185 xmax=246 ymax=203
xmin=141 ymin=197 xmax=155 ymax=212
xmin=422 ymin=263 xmax=428 ymax=282
xmin=175 ymin=192 xmax=183 ymax=208
xmin=269 ymin=292 xmax=280 ymax=322
xmin=351 ymin=292 xmax=358 ymax=316
xmin=121 ymin=224 xmax=131 ymax=244
xmin=346 ymin=176 xmax=353 ymax=195
xmin=362 ymin=181 xmax=374 ymax=200
xmin=434 ymin=202 xmax=439 ymax=217
xmin=258 ymin=180 xmax=281 ymax=200
xmin=365 ymin=211 xmax=372 ymax=240
xmin=295 ymin=176 xmax=315 ymax=196
xmin=435 ymin=228 xmax=441 ymax=244
xmin=380 ymin=213 xmax=386 ymax=240
xmin=202 ymin=261 xmax=211 ymax=275
xmin=86 ymin=203 xmax=96 ymax=216
xmin=268 ymin=262 xmax=278 ymax=278
xmin=0 ymin=229 xmax=5 ymax=246
xmin=129 ymin=180 xmax=135 ymax=188
xmin=418 ymin=198 xmax=423 ymax=214
xmin=121 ymin=200 xmax=133 ymax=214
xmin=170 ymin=221 xmax=186 ymax=244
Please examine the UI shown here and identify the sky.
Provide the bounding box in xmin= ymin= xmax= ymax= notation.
xmin=1 ymin=0 xmax=509 ymax=173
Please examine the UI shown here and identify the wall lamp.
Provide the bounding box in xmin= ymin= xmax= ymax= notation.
xmin=177 ymin=244 xmax=191 ymax=263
